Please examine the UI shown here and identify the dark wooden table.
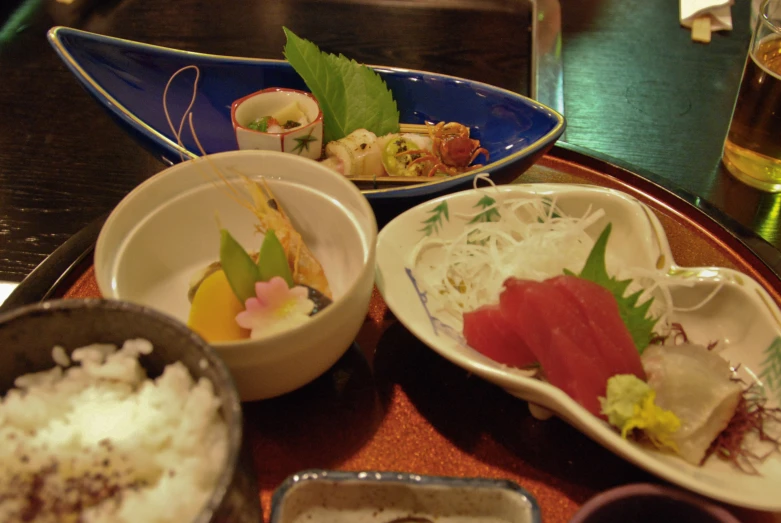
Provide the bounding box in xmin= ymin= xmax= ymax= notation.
xmin=559 ymin=0 xmax=781 ymax=246
xmin=0 ymin=0 xmax=771 ymax=284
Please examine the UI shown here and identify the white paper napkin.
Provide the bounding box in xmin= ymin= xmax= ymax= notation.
xmin=680 ymin=0 xmax=734 ymax=31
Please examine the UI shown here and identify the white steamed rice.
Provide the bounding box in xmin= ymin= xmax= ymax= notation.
xmin=0 ymin=339 xmax=229 ymax=522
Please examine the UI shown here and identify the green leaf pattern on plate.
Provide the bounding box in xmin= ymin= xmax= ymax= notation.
xmin=467 ymin=195 xmax=501 ymax=224
xmin=760 ymin=336 xmax=781 ymax=402
xmin=291 ymin=129 xmax=318 ymax=155
xmin=420 ymin=194 xmax=506 ymax=237
xmin=420 ymin=202 xmax=449 ymax=236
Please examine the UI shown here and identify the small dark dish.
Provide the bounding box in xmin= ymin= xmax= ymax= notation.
xmin=0 ymin=299 xmax=261 ymax=523
xmin=270 ymin=469 xmax=541 ymax=523
xmin=569 ymin=483 xmax=741 ymax=523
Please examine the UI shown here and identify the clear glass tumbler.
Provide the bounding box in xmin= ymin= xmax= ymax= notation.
xmin=723 ymin=0 xmax=781 ymax=192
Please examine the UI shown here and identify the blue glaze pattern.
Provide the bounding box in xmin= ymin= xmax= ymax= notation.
xmin=48 ymin=27 xmax=564 ymax=200
xmin=405 ymin=267 xmax=466 ymax=346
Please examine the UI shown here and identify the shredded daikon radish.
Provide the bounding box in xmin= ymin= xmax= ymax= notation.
xmin=616 ymin=267 xmax=681 ymax=335
xmin=410 ymin=177 xmax=721 ymax=346
xmin=617 ymin=267 xmax=725 ymax=337
xmin=409 ymin=191 xmax=605 ymax=320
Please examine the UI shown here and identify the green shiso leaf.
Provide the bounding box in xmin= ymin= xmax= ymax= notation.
xmin=283 ymin=27 xmax=400 ymax=143
xmin=565 ymin=223 xmax=658 ymax=354
xmin=258 ymin=229 xmax=295 ymax=287
xmin=219 ymin=229 xmax=260 ymax=304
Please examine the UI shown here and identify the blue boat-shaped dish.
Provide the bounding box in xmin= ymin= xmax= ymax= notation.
xmin=47 ymin=27 xmax=565 ymax=200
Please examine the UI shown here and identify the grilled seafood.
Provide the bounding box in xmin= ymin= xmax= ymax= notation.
xmin=244 ymin=177 xmax=331 ymax=299
xmin=404 ymin=121 xmax=489 ymax=177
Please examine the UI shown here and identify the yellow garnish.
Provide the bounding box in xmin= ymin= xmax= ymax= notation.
xmin=601 ymin=374 xmax=681 ymax=452
xmin=446 ymin=277 xmax=467 ymax=294
xmin=188 ymin=270 xmax=249 ymax=342
xmin=621 ymin=390 xmax=681 ymax=452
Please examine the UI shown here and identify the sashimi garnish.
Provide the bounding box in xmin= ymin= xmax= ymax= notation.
xmin=600 ymin=374 xmax=680 ymax=451
xmin=704 ymin=385 xmax=781 ymax=474
xmin=409 ymin=191 xmax=605 ymax=320
xmin=565 ymin=223 xmax=658 ymax=354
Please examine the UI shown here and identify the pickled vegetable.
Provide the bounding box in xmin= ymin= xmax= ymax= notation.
xmin=187 ymin=269 xmax=250 ymax=342
xmin=272 ymin=101 xmax=308 ymax=126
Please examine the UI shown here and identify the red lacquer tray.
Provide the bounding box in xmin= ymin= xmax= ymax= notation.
xmin=13 ymin=145 xmax=781 ymax=523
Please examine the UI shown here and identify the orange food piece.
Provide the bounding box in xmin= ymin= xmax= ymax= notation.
xmin=187 ymin=270 xmax=249 ymax=342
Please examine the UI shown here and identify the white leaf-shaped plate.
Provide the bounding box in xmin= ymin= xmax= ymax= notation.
xmin=375 ymin=183 xmax=781 ymax=511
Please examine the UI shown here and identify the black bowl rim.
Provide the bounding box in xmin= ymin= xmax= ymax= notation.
xmin=568 ymin=482 xmax=741 ymax=523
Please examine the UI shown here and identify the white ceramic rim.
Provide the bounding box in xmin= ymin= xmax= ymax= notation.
xmin=231 ymin=88 xmax=324 ymax=136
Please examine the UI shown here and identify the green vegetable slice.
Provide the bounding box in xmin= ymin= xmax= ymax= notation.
xmin=565 ymin=223 xmax=658 ymax=353
xmin=248 ymin=117 xmax=270 ymax=132
xmin=258 ymin=229 xmax=295 ymax=287
xmin=219 ymin=229 xmax=260 ymax=303
xmin=283 ymin=27 xmax=400 ymax=143
xmin=382 ymin=137 xmax=424 ymax=177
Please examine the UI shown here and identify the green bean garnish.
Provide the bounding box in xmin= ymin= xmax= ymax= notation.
xmin=219 ymin=229 xmax=260 ymax=303
xmin=258 ymin=229 xmax=294 ymax=287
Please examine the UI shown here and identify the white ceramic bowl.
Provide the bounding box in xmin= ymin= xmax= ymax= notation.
xmin=95 ymin=150 xmax=377 ymax=401
xmin=231 ymin=88 xmax=324 ymax=160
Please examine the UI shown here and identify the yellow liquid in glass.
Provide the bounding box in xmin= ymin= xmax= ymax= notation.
xmin=724 ymin=36 xmax=781 ymax=191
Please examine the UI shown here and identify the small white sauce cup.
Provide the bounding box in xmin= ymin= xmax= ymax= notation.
xmin=231 ymin=88 xmax=324 ymax=160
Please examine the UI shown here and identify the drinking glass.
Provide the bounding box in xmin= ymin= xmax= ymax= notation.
xmin=723 ymin=0 xmax=781 ymax=191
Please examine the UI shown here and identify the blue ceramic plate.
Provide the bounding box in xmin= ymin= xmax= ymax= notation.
xmin=47 ymin=26 xmax=565 ymax=201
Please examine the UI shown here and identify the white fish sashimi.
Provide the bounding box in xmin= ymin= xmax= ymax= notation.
xmin=642 ymin=344 xmax=742 ymax=465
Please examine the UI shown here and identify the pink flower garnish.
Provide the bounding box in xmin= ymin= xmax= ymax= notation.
xmin=235 ymin=277 xmax=315 ymax=339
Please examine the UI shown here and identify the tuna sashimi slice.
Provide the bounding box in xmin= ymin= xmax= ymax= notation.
xmin=500 ymin=279 xmax=603 ymax=368
xmin=548 ymin=275 xmax=646 ymax=380
xmin=500 ymin=279 xmax=613 ymax=415
xmin=463 ymin=304 xmax=536 ymax=368
xmin=497 ymin=279 xmax=547 ymax=353
xmin=547 ymin=328 xmax=607 ymax=416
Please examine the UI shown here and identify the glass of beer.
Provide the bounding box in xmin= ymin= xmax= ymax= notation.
xmin=723 ymin=0 xmax=781 ymax=191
